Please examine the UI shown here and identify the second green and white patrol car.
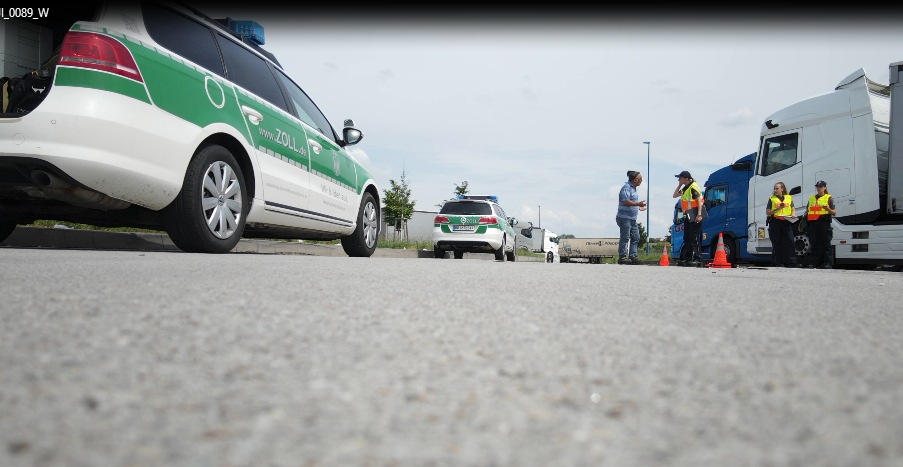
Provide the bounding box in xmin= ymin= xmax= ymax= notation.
xmin=432 ymin=195 xmax=517 ymax=261
xmin=0 ymin=1 xmax=380 ymax=256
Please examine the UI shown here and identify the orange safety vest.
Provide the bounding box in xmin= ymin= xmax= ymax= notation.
xmin=680 ymin=181 xmax=704 ymax=212
xmin=769 ymin=194 xmax=793 ymax=220
xmin=807 ymin=193 xmax=832 ymax=220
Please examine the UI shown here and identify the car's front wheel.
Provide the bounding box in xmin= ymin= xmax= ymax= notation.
xmin=506 ymin=244 xmax=517 ymax=262
xmin=341 ymin=191 xmax=379 ymax=257
xmin=0 ymin=222 xmax=16 ymax=243
xmin=165 ymin=144 xmax=247 ymax=253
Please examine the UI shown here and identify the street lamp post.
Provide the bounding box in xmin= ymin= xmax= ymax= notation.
xmin=643 ymin=141 xmax=651 ymax=255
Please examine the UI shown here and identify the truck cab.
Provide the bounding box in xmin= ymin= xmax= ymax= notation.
xmin=746 ymin=68 xmax=903 ymax=267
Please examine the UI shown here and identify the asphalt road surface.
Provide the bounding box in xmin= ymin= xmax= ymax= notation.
xmin=1 ymin=247 xmax=901 ymax=467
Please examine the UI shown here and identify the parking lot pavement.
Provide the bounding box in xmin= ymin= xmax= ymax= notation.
xmin=0 ymin=226 xmax=544 ymax=261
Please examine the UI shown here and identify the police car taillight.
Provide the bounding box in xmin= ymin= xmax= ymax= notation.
xmin=435 ymin=215 xmax=449 ymax=223
xmin=479 ymin=217 xmax=497 ymax=224
xmin=58 ymin=31 xmax=144 ymax=83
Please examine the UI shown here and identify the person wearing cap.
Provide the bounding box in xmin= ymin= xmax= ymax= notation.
xmin=806 ymin=180 xmax=836 ymax=269
xmin=766 ymin=181 xmax=799 ymax=268
xmin=616 ymin=170 xmax=647 ymax=265
xmin=673 ymin=170 xmax=705 ymax=266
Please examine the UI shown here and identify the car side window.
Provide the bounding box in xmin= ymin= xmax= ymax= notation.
xmin=215 ymin=33 xmax=288 ymax=113
xmin=142 ymin=2 xmax=224 ymax=76
xmin=273 ymin=69 xmax=336 ymax=142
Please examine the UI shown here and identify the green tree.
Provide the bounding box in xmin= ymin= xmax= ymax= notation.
xmin=639 ymin=222 xmax=648 ymax=249
xmin=383 ymin=170 xmax=416 ymax=230
xmin=454 ymin=181 xmax=469 ymax=197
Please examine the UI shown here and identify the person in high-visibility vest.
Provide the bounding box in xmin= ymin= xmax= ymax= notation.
xmin=765 ymin=181 xmax=799 ymax=268
xmin=806 ymin=180 xmax=836 ymax=269
xmin=673 ymin=170 xmax=705 ymax=266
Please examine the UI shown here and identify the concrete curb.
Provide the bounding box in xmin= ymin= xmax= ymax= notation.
xmin=1 ymin=226 xmax=544 ymax=261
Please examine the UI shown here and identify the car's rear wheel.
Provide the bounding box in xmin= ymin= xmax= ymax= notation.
xmin=494 ymin=237 xmax=506 ymax=261
xmin=453 ymin=251 xmax=464 ymax=259
xmin=341 ymin=191 xmax=379 ymax=257
xmin=506 ymin=244 xmax=517 ymax=262
xmin=165 ymin=144 xmax=247 ymax=253
xmin=434 ymin=247 xmax=446 ymax=259
xmin=0 ymin=222 xmax=16 ymax=242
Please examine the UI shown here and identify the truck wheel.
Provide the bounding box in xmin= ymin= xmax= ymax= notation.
xmin=341 ymin=191 xmax=379 ymax=257
xmin=560 ymin=256 xmax=569 ymax=263
xmin=546 ymin=251 xmax=554 ymax=263
xmin=495 ymin=237 xmax=506 ymax=261
xmin=454 ymin=251 xmax=464 ymax=259
xmin=793 ymin=231 xmax=811 ymax=258
xmin=0 ymin=222 xmax=15 ymax=242
xmin=165 ymin=144 xmax=247 ymax=253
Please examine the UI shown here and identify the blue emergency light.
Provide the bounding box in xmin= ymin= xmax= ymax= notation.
xmin=457 ymin=195 xmax=499 ymax=202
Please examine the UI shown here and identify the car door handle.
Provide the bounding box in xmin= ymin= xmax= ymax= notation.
xmin=241 ymin=105 xmax=263 ymax=125
xmin=308 ymin=139 xmax=322 ymax=155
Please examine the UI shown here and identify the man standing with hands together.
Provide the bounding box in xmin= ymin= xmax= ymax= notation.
xmin=616 ymin=170 xmax=647 ymax=265
xmin=673 ymin=170 xmax=705 ymax=266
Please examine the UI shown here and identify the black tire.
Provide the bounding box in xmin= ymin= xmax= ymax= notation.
xmin=0 ymin=222 xmax=16 ymax=243
xmin=560 ymin=256 xmax=569 ymax=263
xmin=165 ymin=145 xmax=247 ymax=253
xmin=494 ymin=237 xmax=506 ymax=261
xmin=546 ymin=251 xmax=554 ymax=263
xmin=433 ymin=247 xmax=446 ymax=259
xmin=506 ymin=244 xmax=517 ymax=262
xmin=341 ymin=191 xmax=379 ymax=257
xmin=453 ymin=251 xmax=464 ymax=259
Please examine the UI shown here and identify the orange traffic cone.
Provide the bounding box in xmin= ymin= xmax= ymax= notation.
xmin=707 ymin=232 xmax=732 ymax=268
xmin=659 ymin=245 xmax=670 ymax=266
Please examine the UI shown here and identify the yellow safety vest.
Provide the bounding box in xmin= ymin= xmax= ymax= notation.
xmin=769 ymin=195 xmax=793 ymax=219
xmin=807 ymin=194 xmax=832 ymax=220
xmin=680 ymin=181 xmax=704 ymax=212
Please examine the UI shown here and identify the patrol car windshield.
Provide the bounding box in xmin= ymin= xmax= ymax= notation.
xmin=440 ymin=202 xmax=492 ymax=216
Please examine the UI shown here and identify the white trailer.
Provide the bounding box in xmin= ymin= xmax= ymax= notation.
xmin=747 ymin=63 xmax=903 ymax=268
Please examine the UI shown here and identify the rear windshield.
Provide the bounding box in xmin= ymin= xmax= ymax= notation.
xmin=440 ymin=202 xmax=491 ymax=216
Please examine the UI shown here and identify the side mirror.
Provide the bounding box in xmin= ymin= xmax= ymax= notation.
xmin=508 ymin=217 xmax=517 ymax=226
xmin=341 ymin=127 xmax=363 ymax=147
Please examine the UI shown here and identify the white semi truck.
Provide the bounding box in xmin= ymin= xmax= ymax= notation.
xmin=513 ymin=222 xmax=559 ymax=263
xmin=747 ymin=62 xmax=903 ymax=269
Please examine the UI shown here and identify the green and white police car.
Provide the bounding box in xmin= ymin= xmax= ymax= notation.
xmin=0 ymin=1 xmax=380 ymax=255
xmin=432 ymin=195 xmax=517 ymax=261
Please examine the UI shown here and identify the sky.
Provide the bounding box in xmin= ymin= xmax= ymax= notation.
xmin=203 ymin=6 xmax=903 ymax=239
